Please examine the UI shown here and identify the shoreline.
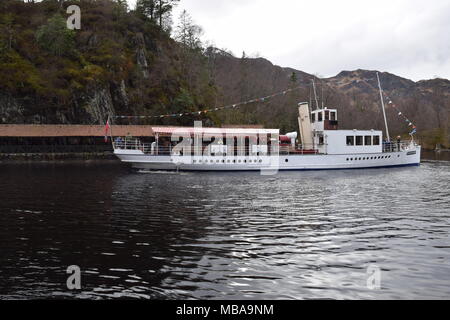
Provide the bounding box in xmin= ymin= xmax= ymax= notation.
xmin=0 ymin=152 xmax=116 ymax=161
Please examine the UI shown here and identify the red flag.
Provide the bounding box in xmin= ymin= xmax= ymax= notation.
xmin=104 ymin=119 xmax=110 ymax=142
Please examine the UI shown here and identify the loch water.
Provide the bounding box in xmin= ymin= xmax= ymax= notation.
xmin=0 ymin=153 xmax=449 ymax=299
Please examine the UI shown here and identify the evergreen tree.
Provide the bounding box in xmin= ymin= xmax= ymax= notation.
xmin=135 ymin=0 xmax=157 ymax=20
xmin=156 ymin=0 xmax=179 ymax=27
xmin=290 ymin=72 xmax=298 ymax=87
xmin=174 ymin=10 xmax=203 ymax=51
xmin=136 ymin=0 xmax=179 ymax=31
xmin=35 ymin=14 xmax=75 ymax=56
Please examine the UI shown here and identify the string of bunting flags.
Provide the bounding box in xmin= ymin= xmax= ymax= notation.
xmin=113 ymin=86 xmax=302 ymax=120
xmin=360 ymin=76 xmax=418 ymax=136
xmin=382 ymin=92 xmax=417 ymax=136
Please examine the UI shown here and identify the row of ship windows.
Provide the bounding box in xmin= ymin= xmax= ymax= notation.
xmin=346 ymin=136 xmax=380 ymax=146
xmin=346 ymin=155 xmax=399 ymax=161
xmin=192 ymin=159 xmax=265 ymax=164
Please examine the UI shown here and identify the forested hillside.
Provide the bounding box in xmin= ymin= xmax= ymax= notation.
xmin=0 ymin=0 xmax=449 ymax=148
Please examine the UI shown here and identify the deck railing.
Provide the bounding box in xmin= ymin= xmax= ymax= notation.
xmin=114 ymin=137 xmax=417 ymax=156
xmin=382 ymin=141 xmax=415 ymax=153
xmin=113 ymin=138 xmax=320 ymax=156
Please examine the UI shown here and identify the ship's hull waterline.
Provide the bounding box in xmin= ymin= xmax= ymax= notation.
xmin=114 ymin=147 xmax=421 ymax=172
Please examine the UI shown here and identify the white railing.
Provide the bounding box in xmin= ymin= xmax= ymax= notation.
xmin=382 ymin=141 xmax=416 ymax=153
xmin=113 ymin=137 xmax=323 ymax=156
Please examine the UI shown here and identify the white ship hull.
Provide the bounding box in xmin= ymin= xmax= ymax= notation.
xmin=114 ymin=146 xmax=421 ymax=171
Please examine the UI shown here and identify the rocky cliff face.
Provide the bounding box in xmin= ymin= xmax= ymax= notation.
xmin=0 ymin=0 xmax=215 ymax=126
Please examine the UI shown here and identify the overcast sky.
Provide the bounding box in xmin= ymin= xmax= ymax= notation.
xmin=128 ymin=0 xmax=450 ymax=81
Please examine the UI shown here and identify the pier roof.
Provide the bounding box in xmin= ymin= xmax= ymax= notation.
xmin=0 ymin=125 xmax=270 ymax=138
xmin=0 ymin=125 xmax=154 ymax=137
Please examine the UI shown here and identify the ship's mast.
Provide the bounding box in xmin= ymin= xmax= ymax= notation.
xmin=377 ymin=72 xmax=390 ymax=142
xmin=321 ymin=83 xmax=324 ymax=109
xmin=312 ymin=79 xmax=319 ymax=110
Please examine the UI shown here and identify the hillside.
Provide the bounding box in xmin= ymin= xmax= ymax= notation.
xmin=209 ymin=53 xmax=450 ymax=148
xmin=0 ymin=0 xmax=449 ymax=148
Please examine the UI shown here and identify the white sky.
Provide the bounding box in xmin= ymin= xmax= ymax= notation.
xmin=127 ymin=0 xmax=450 ymax=81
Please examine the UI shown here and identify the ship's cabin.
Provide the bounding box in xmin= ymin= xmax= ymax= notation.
xmin=311 ymin=108 xmax=338 ymax=131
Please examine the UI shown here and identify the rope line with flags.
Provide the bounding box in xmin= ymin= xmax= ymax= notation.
xmin=382 ymin=92 xmax=417 ymax=136
xmin=362 ymin=75 xmax=418 ymax=137
xmin=113 ymin=86 xmax=302 ymax=120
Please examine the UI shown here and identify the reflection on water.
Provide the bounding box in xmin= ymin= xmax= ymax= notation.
xmin=0 ymin=156 xmax=449 ymax=300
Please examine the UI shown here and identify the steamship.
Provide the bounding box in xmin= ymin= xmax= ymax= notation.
xmin=112 ymin=102 xmax=421 ymax=171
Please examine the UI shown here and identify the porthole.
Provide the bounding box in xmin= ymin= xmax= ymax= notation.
xmin=233 ymin=160 xmax=236 ymax=163
xmin=350 ymin=158 xmax=353 ymax=161
xmin=359 ymin=158 xmax=362 ymax=161
xmin=238 ymin=160 xmax=241 ymax=163
xmin=285 ymin=159 xmax=289 ymax=163
xmin=193 ymin=160 xmax=196 ymax=163
xmin=259 ymin=159 xmax=263 ymax=163
xmin=347 ymin=158 xmax=349 ymax=161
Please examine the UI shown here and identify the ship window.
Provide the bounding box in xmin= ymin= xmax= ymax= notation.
xmin=346 ymin=136 xmax=354 ymax=146
xmin=365 ymin=136 xmax=372 ymax=145
xmin=325 ymin=111 xmax=330 ymax=120
xmin=356 ymin=136 xmax=363 ymax=146
xmin=318 ymin=112 xmax=323 ymax=122
xmin=373 ymin=136 xmax=380 ymax=145
xmin=319 ymin=136 xmax=324 ymax=145
xmin=330 ymin=112 xmax=336 ymax=121
xmin=311 ymin=113 xmax=316 ymax=123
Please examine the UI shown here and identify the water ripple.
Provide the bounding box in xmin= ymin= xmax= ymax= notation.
xmin=0 ymin=160 xmax=449 ymax=299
